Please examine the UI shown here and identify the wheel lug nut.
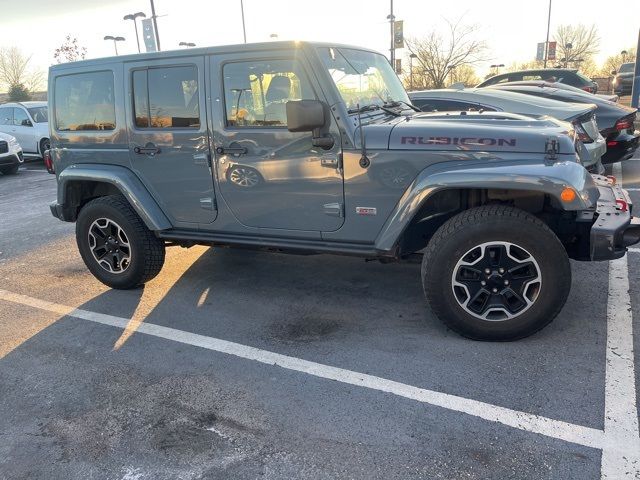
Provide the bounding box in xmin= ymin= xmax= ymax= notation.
xmin=484 ymin=268 xmax=491 ymax=274
xmin=492 ymin=288 xmax=498 ymax=293
xmin=504 ymin=280 xmax=509 ymax=286
xmin=480 ymin=281 xmax=486 ymax=286
xmin=499 ymin=268 xmax=505 ymax=274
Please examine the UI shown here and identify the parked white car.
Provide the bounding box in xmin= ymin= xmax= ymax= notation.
xmin=408 ymin=87 xmax=606 ymax=173
xmin=0 ymin=101 xmax=49 ymax=159
xmin=0 ymin=132 xmax=24 ymax=175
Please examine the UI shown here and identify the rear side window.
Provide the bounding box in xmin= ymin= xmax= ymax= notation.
xmin=0 ymin=107 xmax=12 ymax=125
xmin=54 ymin=71 xmax=115 ymax=131
xmin=132 ymin=65 xmax=200 ymax=128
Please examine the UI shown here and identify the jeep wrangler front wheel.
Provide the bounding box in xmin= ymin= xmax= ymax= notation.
xmin=76 ymin=195 xmax=165 ymax=289
xmin=422 ymin=205 xmax=571 ymax=341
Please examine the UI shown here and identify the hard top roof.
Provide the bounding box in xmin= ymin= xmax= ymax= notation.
xmin=49 ymin=41 xmax=380 ymax=72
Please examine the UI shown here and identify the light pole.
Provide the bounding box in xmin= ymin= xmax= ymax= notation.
xmin=621 ymin=50 xmax=628 ymax=63
xmin=123 ymin=12 xmax=146 ymax=53
xmin=240 ymin=0 xmax=247 ymax=43
xmin=409 ymin=53 xmax=417 ymax=90
xmin=490 ymin=63 xmax=505 ymax=75
xmin=543 ymin=0 xmax=552 ymax=68
xmin=149 ymin=0 xmax=161 ymax=51
xmin=179 ymin=42 xmax=196 ymax=48
xmin=387 ymin=0 xmax=395 ymax=66
xmin=104 ymin=35 xmax=125 ymax=55
xmin=270 ymin=33 xmax=278 ymax=40
xmin=447 ymin=65 xmax=456 ymax=86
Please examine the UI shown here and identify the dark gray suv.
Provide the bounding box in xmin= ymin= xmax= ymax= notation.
xmin=48 ymin=41 xmax=639 ymax=340
xmin=478 ymin=68 xmax=598 ymax=94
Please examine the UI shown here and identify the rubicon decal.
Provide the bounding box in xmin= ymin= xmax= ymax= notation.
xmin=356 ymin=207 xmax=377 ymax=216
xmin=400 ymin=136 xmax=517 ymax=146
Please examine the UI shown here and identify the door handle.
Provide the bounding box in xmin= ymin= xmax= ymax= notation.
xmin=134 ymin=143 xmax=161 ymax=156
xmin=216 ymin=145 xmax=247 ymax=156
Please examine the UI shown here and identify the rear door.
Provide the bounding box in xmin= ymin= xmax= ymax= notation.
xmin=208 ymin=51 xmax=344 ymax=232
xmin=124 ymin=56 xmax=216 ymax=226
xmin=11 ymin=107 xmax=37 ymax=153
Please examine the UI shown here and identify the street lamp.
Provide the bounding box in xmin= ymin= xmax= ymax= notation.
xmin=240 ymin=0 xmax=247 ymax=43
xmin=409 ymin=53 xmax=417 ymax=90
xmin=622 ymin=50 xmax=628 ymax=62
xmin=123 ymin=12 xmax=146 ymax=53
xmin=104 ymin=35 xmax=126 ymax=55
xmin=447 ymin=65 xmax=456 ymax=86
xmin=490 ymin=63 xmax=505 ymax=75
xmin=270 ymin=33 xmax=279 ymax=40
xmin=564 ymin=42 xmax=573 ymax=68
xmin=179 ymin=42 xmax=196 ymax=47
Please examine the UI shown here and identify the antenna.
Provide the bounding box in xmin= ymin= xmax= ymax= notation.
xmin=356 ymin=104 xmax=370 ymax=168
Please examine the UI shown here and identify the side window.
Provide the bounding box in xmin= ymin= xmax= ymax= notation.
xmin=222 ymin=58 xmax=316 ymax=128
xmin=54 ymin=71 xmax=116 ymax=131
xmin=132 ymin=65 xmax=200 ymax=129
xmin=0 ymin=107 xmax=12 ymax=125
xmin=13 ymin=108 xmax=30 ymax=126
xmin=523 ymin=75 xmax=544 ymax=81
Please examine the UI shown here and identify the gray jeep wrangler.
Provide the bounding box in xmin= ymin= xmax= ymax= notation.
xmin=48 ymin=41 xmax=640 ymax=340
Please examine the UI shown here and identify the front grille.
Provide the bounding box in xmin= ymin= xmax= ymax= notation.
xmin=0 ymin=141 xmax=7 ymax=154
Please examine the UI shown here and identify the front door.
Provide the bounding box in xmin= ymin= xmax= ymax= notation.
xmin=125 ymin=56 xmax=216 ymax=226
xmin=209 ymin=51 xmax=344 ymax=232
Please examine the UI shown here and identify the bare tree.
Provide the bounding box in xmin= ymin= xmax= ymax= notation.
xmin=54 ymin=35 xmax=87 ymax=64
xmin=404 ymin=18 xmax=488 ymax=90
xmin=0 ymin=47 xmax=44 ymax=93
xmin=553 ymin=24 xmax=600 ymax=68
xmin=600 ymin=48 xmax=636 ymax=76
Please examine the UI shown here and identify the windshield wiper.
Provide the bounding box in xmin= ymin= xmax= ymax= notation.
xmin=384 ymin=100 xmax=421 ymax=112
xmin=347 ymin=104 xmax=402 ymax=117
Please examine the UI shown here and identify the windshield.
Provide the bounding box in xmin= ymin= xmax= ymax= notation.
xmin=619 ymin=63 xmax=634 ymax=73
xmin=27 ymin=106 xmax=48 ymax=123
xmin=317 ymin=47 xmax=409 ymax=113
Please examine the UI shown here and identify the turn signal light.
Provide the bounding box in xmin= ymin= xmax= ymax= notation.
xmin=560 ymin=187 xmax=577 ymax=203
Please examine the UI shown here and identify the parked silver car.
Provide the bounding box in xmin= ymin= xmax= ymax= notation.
xmin=409 ymin=87 xmax=606 ymax=173
xmin=0 ymin=101 xmax=49 ymax=159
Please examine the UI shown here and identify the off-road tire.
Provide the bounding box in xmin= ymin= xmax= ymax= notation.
xmin=0 ymin=164 xmax=19 ymax=175
xmin=422 ymin=205 xmax=571 ymax=341
xmin=76 ymin=195 xmax=165 ymax=289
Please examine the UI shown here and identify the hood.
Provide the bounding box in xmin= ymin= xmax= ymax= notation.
xmin=384 ymin=111 xmax=576 ymax=154
xmin=0 ymin=132 xmax=17 ymax=143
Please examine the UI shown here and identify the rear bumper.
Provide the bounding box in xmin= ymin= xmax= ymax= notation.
xmin=602 ymin=130 xmax=639 ymax=164
xmin=588 ymin=177 xmax=640 ymax=260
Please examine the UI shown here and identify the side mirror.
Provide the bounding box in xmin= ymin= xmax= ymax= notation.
xmin=286 ymin=100 xmax=334 ymax=150
xmin=21 ymin=119 xmax=32 ymax=127
xmin=611 ymin=70 xmax=617 ymax=75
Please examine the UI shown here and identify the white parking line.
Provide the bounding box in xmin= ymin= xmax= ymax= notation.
xmin=0 ymin=287 xmax=605 ymax=450
xmin=600 ymin=162 xmax=640 ymax=479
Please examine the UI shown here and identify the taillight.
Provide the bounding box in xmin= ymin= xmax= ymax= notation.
xmin=43 ymin=149 xmax=54 ymax=174
xmin=581 ymin=86 xmax=594 ymax=93
xmin=573 ymin=121 xmax=593 ymax=143
xmin=615 ymin=114 xmax=635 ymax=131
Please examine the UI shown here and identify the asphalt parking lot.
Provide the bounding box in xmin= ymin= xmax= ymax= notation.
xmin=1 ymin=155 xmax=640 ymax=479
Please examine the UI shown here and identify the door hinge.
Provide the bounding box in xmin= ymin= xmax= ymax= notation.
xmin=323 ymin=202 xmax=344 ymax=218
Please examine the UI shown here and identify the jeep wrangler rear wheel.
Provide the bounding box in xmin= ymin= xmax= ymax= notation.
xmin=76 ymin=195 xmax=165 ymax=289
xmin=422 ymin=205 xmax=571 ymax=341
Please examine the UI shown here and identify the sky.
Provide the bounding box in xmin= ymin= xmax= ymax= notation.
xmin=0 ymin=0 xmax=638 ymax=89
